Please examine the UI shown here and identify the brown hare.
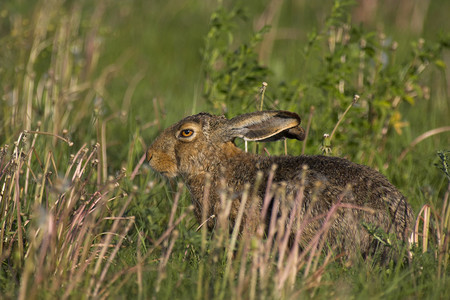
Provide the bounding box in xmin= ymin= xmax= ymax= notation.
xmin=146 ymin=110 xmax=413 ymax=259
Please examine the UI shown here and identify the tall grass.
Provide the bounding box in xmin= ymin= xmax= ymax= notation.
xmin=192 ymin=171 xmax=345 ymax=299
xmin=0 ymin=1 xmax=144 ymax=298
xmin=1 ymin=0 xmax=449 ymax=299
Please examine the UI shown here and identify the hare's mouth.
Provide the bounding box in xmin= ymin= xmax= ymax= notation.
xmin=147 ymin=157 xmax=178 ymax=178
xmin=158 ymin=170 xmax=177 ymax=178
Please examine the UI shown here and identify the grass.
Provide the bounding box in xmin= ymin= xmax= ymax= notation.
xmin=1 ymin=0 xmax=449 ymax=299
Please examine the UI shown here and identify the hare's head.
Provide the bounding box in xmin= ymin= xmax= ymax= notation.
xmin=146 ymin=111 xmax=305 ymax=178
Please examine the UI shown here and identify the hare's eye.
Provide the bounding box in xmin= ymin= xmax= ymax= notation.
xmin=180 ymin=129 xmax=194 ymax=137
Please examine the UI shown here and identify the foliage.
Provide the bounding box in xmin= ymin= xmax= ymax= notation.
xmin=436 ymin=150 xmax=450 ymax=181
xmin=201 ymin=0 xmax=450 ymax=162
xmin=202 ymin=6 xmax=271 ymax=115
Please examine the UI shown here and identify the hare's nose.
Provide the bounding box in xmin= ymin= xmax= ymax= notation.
xmin=146 ymin=149 xmax=153 ymax=162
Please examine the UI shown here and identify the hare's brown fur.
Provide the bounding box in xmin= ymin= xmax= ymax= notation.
xmin=147 ymin=111 xmax=413 ymax=259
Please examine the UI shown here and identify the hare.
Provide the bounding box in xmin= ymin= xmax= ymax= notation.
xmin=146 ymin=110 xmax=413 ymax=259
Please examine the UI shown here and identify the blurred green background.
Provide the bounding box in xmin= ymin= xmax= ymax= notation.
xmin=4 ymin=1 xmax=448 ymax=110
xmin=103 ymin=0 xmax=448 ymax=121
xmin=2 ymin=0 xmax=449 ymax=137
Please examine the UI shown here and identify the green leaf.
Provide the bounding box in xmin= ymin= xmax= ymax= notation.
xmin=434 ymin=59 xmax=446 ymax=70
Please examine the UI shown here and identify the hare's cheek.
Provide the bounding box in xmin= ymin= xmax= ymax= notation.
xmin=176 ymin=155 xmax=193 ymax=174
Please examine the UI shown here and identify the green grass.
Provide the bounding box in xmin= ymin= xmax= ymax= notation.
xmin=1 ymin=0 xmax=449 ymax=299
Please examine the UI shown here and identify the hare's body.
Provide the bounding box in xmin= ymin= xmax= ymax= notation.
xmin=147 ymin=111 xmax=413 ymax=259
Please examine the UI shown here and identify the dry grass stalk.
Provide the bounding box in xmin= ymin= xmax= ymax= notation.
xmin=412 ymin=181 xmax=450 ymax=280
xmin=0 ymin=137 xmax=133 ymax=299
xmin=188 ymin=168 xmax=377 ymax=299
xmin=398 ymin=126 xmax=450 ymax=162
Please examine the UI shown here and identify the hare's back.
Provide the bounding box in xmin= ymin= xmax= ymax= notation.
xmin=296 ymin=155 xmax=391 ymax=186
xmin=268 ymin=155 xmax=404 ymax=206
xmin=271 ymin=155 xmax=388 ymax=183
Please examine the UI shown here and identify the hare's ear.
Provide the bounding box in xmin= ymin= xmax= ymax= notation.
xmin=227 ymin=111 xmax=305 ymax=142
